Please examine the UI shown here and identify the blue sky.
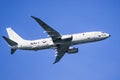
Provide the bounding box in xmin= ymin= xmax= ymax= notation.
xmin=0 ymin=0 xmax=120 ymax=80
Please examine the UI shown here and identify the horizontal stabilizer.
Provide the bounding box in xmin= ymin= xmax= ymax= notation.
xmin=2 ymin=36 xmax=18 ymax=46
xmin=11 ymin=48 xmax=16 ymax=55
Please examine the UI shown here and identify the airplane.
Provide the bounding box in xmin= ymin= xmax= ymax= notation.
xmin=2 ymin=16 xmax=111 ymax=64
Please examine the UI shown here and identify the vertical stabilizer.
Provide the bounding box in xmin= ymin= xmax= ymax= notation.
xmin=6 ymin=28 xmax=24 ymax=42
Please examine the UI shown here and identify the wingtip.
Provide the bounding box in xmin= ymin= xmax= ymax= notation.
xmin=53 ymin=62 xmax=56 ymax=64
xmin=2 ymin=36 xmax=7 ymax=39
xmin=53 ymin=61 xmax=58 ymax=64
xmin=30 ymin=16 xmax=34 ymax=17
xmin=31 ymin=16 xmax=40 ymax=21
xmin=31 ymin=16 xmax=37 ymax=19
xmin=31 ymin=16 xmax=34 ymax=18
xmin=2 ymin=36 xmax=5 ymax=38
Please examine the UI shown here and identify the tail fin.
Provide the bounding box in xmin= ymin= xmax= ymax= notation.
xmin=6 ymin=28 xmax=24 ymax=42
xmin=2 ymin=36 xmax=17 ymax=54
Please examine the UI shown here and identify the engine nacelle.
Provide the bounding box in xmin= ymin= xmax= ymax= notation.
xmin=67 ymin=47 xmax=78 ymax=54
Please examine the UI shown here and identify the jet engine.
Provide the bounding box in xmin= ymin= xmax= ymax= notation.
xmin=67 ymin=47 xmax=78 ymax=54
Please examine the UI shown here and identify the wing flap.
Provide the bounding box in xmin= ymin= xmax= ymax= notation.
xmin=53 ymin=51 xmax=65 ymax=64
xmin=53 ymin=41 xmax=71 ymax=64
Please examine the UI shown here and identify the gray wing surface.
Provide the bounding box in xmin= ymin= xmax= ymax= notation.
xmin=53 ymin=51 xmax=66 ymax=64
xmin=53 ymin=42 xmax=71 ymax=64
xmin=31 ymin=16 xmax=71 ymax=64
xmin=31 ymin=16 xmax=61 ymax=42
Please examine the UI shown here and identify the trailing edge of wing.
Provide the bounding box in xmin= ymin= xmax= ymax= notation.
xmin=31 ymin=16 xmax=61 ymax=42
xmin=53 ymin=52 xmax=65 ymax=64
xmin=53 ymin=41 xmax=71 ymax=64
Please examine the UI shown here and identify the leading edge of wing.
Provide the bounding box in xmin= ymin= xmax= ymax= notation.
xmin=31 ymin=16 xmax=61 ymax=40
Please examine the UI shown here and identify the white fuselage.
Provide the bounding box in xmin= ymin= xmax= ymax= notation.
xmin=15 ymin=31 xmax=110 ymax=51
xmin=3 ymin=17 xmax=111 ymax=64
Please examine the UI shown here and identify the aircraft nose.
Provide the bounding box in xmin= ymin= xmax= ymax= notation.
xmin=106 ymin=33 xmax=111 ymax=38
xmin=109 ymin=34 xmax=111 ymax=37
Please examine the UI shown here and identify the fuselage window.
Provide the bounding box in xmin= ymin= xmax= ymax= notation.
xmin=88 ymin=37 xmax=90 ymax=39
xmin=98 ymin=35 xmax=101 ymax=37
xmin=31 ymin=42 xmax=39 ymax=45
xmin=82 ymin=33 xmax=85 ymax=36
xmin=31 ymin=43 xmax=33 ymax=45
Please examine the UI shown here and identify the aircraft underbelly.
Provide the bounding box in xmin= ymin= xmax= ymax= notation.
xmin=71 ymin=38 xmax=97 ymax=45
xmin=19 ymin=45 xmax=53 ymax=50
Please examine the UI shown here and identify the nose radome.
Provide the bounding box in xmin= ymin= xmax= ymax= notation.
xmin=106 ymin=33 xmax=111 ymax=37
xmin=109 ymin=34 xmax=111 ymax=37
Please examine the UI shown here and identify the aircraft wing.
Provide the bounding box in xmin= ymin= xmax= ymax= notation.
xmin=53 ymin=42 xmax=70 ymax=64
xmin=31 ymin=16 xmax=72 ymax=64
xmin=31 ymin=16 xmax=61 ymax=42
xmin=53 ymin=50 xmax=66 ymax=64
